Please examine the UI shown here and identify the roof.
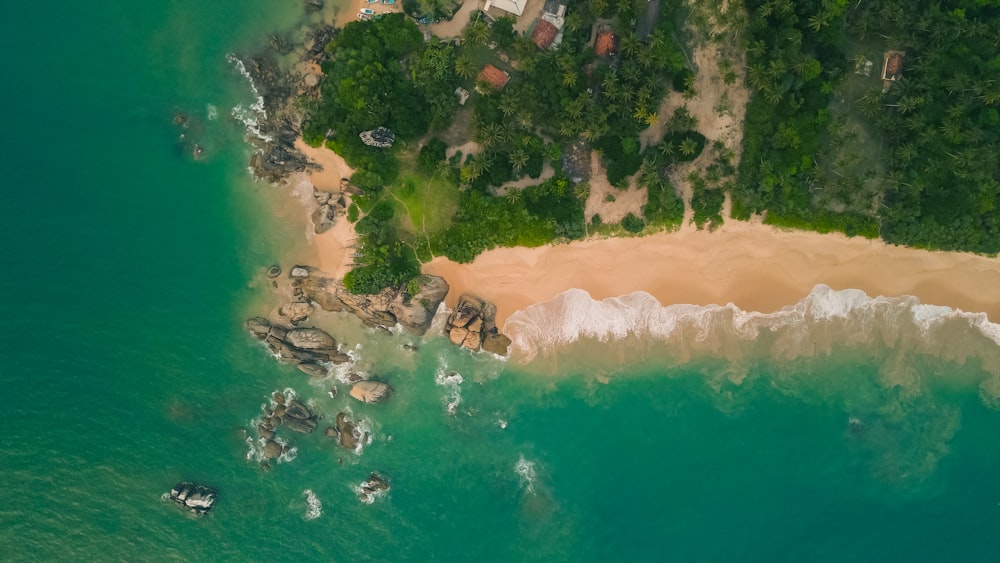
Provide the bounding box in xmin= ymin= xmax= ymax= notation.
xmin=543 ymin=0 xmax=566 ymax=17
xmin=882 ymin=50 xmax=905 ymax=81
xmin=531 ymin=19 xmax=560 ymax=50
xmin=477 ymin=64 xmax=510 ymax=91
xmin=595 ymin=31 xmax=617 ymax=57
xmin=484 ymin=0 xmax=527 ymax=16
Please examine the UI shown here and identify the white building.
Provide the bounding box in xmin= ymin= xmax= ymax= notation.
xmin=483 ymin=0 xmax=527 ymax=17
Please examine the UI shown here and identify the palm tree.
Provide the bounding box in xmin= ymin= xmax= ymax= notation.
xmin=680 ymin=137 xmax=698 ymax=157
xmin=505 ymin=188 xmax=522 ymax=204
xmin=516 ymin=110 xmax=533 ymax=129
xmin=621 ymin=33 xmax=640 ymax=58
xmin=573 ymin=182 xmax=591 ymax=201
xmin=564 ymin=12 xmax=583 ymax=33
xmin=562 ymin=70 xmax=578 ymax=88
xmin=455 ymin=55 xmax=476 ymax=80
xmin=509 ymin=148 xmax=529 ymax=171
xmin=658 ymin=141 xmax=675 ymax=160
xmin=499 ymin=93 xmax=518 ymax=117
xmin=463 ymin=21 xmax=490 ymax=47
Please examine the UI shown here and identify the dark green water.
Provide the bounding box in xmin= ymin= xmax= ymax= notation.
xmin=3 ymin=1 xmax=1000 ymax=561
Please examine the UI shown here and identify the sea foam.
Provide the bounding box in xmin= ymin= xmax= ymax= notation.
xmin=227 ymin=54 xmax=272 ymax=142
xmin=504 ymin=285 xmax=1000 ymax=404
xmin=302 ymin=489 xmax=322 ymax=520
xmin=515 ymin=455 xmax=537 ymax=495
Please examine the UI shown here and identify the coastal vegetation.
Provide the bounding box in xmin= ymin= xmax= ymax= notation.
xmin=300 ymin=0 xmax=1000 ymax=294
xmin=735 ymin=0 xmax=1000 ymax=250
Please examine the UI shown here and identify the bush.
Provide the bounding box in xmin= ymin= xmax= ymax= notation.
xmin=418 ymin=138 xmax=448 ymax=173
xmin=621 ymin=212 xmax=645 ymax=233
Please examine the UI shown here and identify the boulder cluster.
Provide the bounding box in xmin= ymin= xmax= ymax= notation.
xmin=168 ymin=483 xmax=218 ymax=515
xmin=257 ymin=391 xmax=319 ymax=460
xmin=444 ymin=294 xmax=512 ymax=355
xmin=295 ymin=270 xmax=449 ymax=335
xmin=311 ymin=184 xmax=349 ymax=234
xmin=357 ymin=472 xmax=390 ymax=504
xmin=245 ymin=317 xmax=350 ymax=376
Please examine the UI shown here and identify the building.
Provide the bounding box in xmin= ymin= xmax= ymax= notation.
xmin=595 ymin=30 xmax=618 ymax=57
xmin=531 ymin=19 xmax=560 ymax=50
xmin=483 ymin=0 xmax=527 ymax=17
xmin=882 ymin=50 xmax=905 ymax=81
xmin=476 ymin=64 xmax=511 ymax=93
xmin=881 ymin=50 xmax=905 ymax=92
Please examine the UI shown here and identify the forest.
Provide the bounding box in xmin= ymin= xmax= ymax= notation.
xmin=736 ymin=0 xmax=1000 ymax=251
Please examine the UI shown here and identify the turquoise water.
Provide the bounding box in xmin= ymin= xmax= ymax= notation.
xmin=3 ymin=1 xmax=1000 ymax=560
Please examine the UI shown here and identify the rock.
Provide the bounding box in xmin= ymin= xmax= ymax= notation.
xmin=273 ymin=404 xmax=286 ymax=417
xmin=273 ymin=392 xmax=286 ymax=405
xmin=289 ymin=266 xmax=311 ymax=279
xmin=284 ymin=400 xmax=311 ymax=420
xmin=349 ymin=380 xmax=393 ymax=404
xmin=297 ymin=362 xmax=328 ymax=378
xmin=357 ymin=472 xmax=390 ymax=504
xmin=313 ymin=188 xmax=331 ymax=206
xmin=462 ymin=330 xmax=482 ymax=351
xmin=304 ymin=0 xmax=323 ymax=11
xmin=388 ymin=275 xmax=450 ymax=334
xmin=266 ymin=265 xmax=282 ymax=278
xmin=283 ymin=416 xmax=318 ymax=434
xmin=284 ymin=328 xmax=337 ymax=350
xmin=245 ymin=317 xmax=271 ymax=339
xmin=262 ymin=440 xmax=282 ymax=459
xmin=324 ymin=427 xmax=337 ymax=437
xmin=258 ymin=424 xmax=275 ymax=440
xmin=449 ymin=327 xmax=469 ymax=346
xmin=300 ymin=274 xmax=448 ymax=335
xmin=346 ymin=372 xmax=366 ymax=383
xmin=304 ymin=73 xmax=320 ymax=88
xmin=467 ymin=317 xmax=483 ymax=333
xmin=482 ymin=333 xmax=512 ymax=356
xmin=402 ymin=344 xmax=418 ymax=352
xmin=279 ymin=301 xmax=313 ymax=324
xmin=311 ymin=203 xmax=336 ymax=234
xmin=168 ymin=482 xmax=218 ymax=515
xmin=334 ymin=412 xmax=363 ymax=449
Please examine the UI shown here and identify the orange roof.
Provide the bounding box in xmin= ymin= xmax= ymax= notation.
xmin=596 ymin=31 xmax=617 ymax=57
xmin=531 ymin=19 xmax=559 ymax=50
xmin=477 ymin=64 xmax=510 ymax=90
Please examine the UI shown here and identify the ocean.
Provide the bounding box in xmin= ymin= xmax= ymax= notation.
xmin=2 ymin=0 xmax=1000 ymax=561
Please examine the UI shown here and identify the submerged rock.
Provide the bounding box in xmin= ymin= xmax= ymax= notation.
xmin=297 ymin=362 xmax=329 ymax=378
xmin=349 ymin=381 xmax=393 ymax=404
xmin=262 ymin=440 xmax=282 ymax=459
xmin=168 ymin=482 xmax=218 ymax=515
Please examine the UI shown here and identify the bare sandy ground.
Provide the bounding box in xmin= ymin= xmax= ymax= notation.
xmin=428 ymin=0 xmax=479 ymax=38
xmin=584 ymin=151 xmax=647 ymax=224
xmin=295 ymin=140 xmax=358 ymax=279
xmin=423 ymin=221 xmax=1000 ymax=328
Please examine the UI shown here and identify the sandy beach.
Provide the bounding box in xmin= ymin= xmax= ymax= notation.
xmin=295 ymin=140 xmax=358 ymax=279
xmin=422 ymin=221 xmax=1000 ymax=328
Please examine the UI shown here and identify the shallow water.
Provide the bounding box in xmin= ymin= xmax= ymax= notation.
xmin=2 ymin=0 xmax=1000 ymax=560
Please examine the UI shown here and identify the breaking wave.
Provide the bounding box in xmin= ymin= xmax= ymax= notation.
xmin=515 ymin=455 xmax=537 ymax=495
xmin=302 ymin=489 xmax=322 ymax=520
xmin=227 ymin=54 xmax=272 ymax=142
xmin=504 ymin=285 xmax=1000 ymax=404
xmin=434 ymin=355 xmax=465 ymax=416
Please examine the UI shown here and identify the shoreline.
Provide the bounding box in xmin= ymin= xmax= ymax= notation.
xmin=421 ymin=220 xmax=1000 ymax=328
xmin=295 ymin=139 xmax=357 ymax=279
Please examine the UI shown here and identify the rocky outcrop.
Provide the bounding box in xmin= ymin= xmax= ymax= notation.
xmin=245 ymin=317 xmax=351 ymax=370
xmin=297 ymin=273 xmax=449 ymax=335
xmin=357 ymin=472 xmax=390 ymax=504
xmin=282 ymin=399 xmax=319 ymax=433
xmin=326 ymin=412 xmax=367 ymax=450
xmin=349 ymin=381 xmax=393 ymax=404
xmin=444 ymin=294 xmax=511 ymax=355
xmin=168 ymin=483 xmax=218 ymax=515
